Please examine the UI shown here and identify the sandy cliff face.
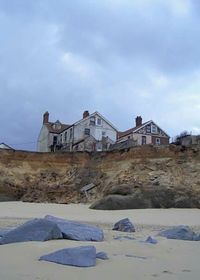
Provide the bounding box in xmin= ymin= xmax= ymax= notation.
xmin=0 ymin=145 xmax=200 ymax=208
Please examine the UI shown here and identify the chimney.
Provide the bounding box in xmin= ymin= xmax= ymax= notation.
xmin=135 ymin=116 xmax=142 ymax=127
xmin=43 ymin=111 xmax=49 ymax=124
xmin=83 ymin=110 xmax=89 ymax=119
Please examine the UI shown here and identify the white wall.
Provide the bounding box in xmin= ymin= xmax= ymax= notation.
xmin=37 ymin=125 xmax=50 ymax=152
xmin=62 ymin=113 xmax=117 ymax=145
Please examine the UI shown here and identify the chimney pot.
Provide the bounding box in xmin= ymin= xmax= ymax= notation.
xmin=83 ymin=110 xmax=90 ymax=119
xmin=43 ymin=111 xmax=49 ymax=124
xmin=135 ymin=116 xmax=142 ymax=127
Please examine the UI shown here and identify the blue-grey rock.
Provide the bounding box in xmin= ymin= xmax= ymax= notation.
xmin=96 ymin=251 xmax=109 ymax=260
xmin=0 ymin=218 xmax=62 ymax=244
xmin=145 ymin=236 xmax=158 ymax=244
xmin=113 ymin=218 xmax=135 ymax=232
xmin=39 ymin=246 xmax=96 ymax=267
xmin=44 ymin=215 xmax=104 ymax=241
xmin=158 ymin=225 xmax=200 ymax=241
xmin=0 ymin=228 xmax=13 ymax=237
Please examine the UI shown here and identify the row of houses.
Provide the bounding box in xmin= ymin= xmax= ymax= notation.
xmin=37 ymin=111 xmax=170 ymax=152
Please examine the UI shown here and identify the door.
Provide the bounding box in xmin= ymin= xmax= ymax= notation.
xmin=142 ymin=136 xmax=146 ymax=145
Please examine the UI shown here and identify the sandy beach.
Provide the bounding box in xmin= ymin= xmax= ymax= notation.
xmin=0 ymin=202 xmax=200 ymax=280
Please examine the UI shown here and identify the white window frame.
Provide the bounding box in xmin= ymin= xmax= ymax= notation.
xmin=151 ymin=124 xmax=157 ymax=134
xmin=97 ymin=118 xmax=102 ymax=126
xmin=90 ymin=116 xmax=95 ymax=126
xmin=155 ymin=138 xmax=161 ymax=145
xmin=84 ymin=128 xmax=90 ymax=136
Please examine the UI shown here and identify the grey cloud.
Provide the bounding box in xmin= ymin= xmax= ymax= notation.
xmin=0 ymin=0 xmax=200 ymax=149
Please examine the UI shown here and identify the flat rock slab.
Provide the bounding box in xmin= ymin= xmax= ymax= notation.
xmin=0 ymin=218 xmax=62 ymax=245
xmin=158 ymin=225 xmax=200 ymax=241
xmin=113 ymin=218 xmax=135 ymax=232
xmin=44 ymin=215 xmax=104 ymax=241
xmin=39 ymin=246 xmax=97 ymax=267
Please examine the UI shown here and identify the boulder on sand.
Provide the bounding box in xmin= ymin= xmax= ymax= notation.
xmin=113 ymin=218 xmax=135 ymax=232
xmin=44 ymin=215 xmax=104 ymax=242
xmin=90 ymin=194 xmax=150 ymax=210
xmin=158 ymin=225 xmax=200 ymax=241
xmin=39 ymin=246 xmax=97 ymax=267
xmin=0 ymin=218 xmax=62 ymax=245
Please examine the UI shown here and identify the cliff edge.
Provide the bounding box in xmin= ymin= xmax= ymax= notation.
xmin=0 ymin=145 xmax=200 ymax=208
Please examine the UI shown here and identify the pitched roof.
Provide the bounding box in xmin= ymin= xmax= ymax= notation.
xmin=0 ymin=142 xmax=14 ymax=149
xmin=45 ymin=122 xmax=71 ymax=134
xmin=73 ymin=111 xmax=118 ymax=131
xmin=117 ymin=121 xmax=150 ymax=138
xmin=117 ymin=120 xmax=170 ymax=139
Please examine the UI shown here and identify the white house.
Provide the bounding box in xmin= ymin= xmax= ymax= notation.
xmin=37 ymin=111 xmax=118 ymax=152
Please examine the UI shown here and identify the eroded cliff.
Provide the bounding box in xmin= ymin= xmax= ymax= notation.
xmin=0 ymin=145 xmax=200 ymax=208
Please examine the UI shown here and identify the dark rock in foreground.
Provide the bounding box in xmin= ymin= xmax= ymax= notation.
xmin=96 ymin=251 xmax=109 ymax=260
xmin=158 ymin=225 xmax=200 ymax=241
xmin=0 ymin=218 xmax=62 ymax=245
xmin=113 ymin=218 xmax=135 ymax=232
xmin=39 ymin=246 xmax=97 ymax=267
xmin=44 ymin=215 xmax=104 ymax=242
xmin=90 ymin=194 xmax=151 ymax=210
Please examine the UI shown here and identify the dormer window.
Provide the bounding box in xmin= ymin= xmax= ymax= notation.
xmin=90 ymin=116 xmax=95 ymax=125
xmin=97 ymin=118 xmax=102 ymax=125
xmin=54 ymin=120 xmax=61 ymax=130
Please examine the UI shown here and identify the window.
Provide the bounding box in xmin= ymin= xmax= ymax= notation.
xmin=156 ymin=138 xmax=161 ymax=145
xmin=64 ymin=131 xmax=67 ymax=142
xmin=102 ymin=131 xmax=106 ymax=137
xmin=97 ymin=118 xmax=102 ymax=125
xmin=60 ymin=134 xmax=63 ymax=143
xmin=151 ymin=125 xmax=157 ymax=134
xmin=53 ymin=136 xmax=57 ymax=145
xmin=90 ymin=116 xmax=95 ymax=125
xmin=146 ymin=125 xmax=151 ymax=133
xmin=84 ymin=128 xmax=90 ymax=135
xmin=70 ymin=128 xmax=73 ymax=139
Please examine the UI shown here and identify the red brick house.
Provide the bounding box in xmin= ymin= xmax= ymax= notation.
xmin=117 ymin=116 xmax=170 ymax=146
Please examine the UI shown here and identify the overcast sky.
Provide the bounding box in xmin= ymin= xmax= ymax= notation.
xmin=1 ymin=0 xmax=200 ymax=150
